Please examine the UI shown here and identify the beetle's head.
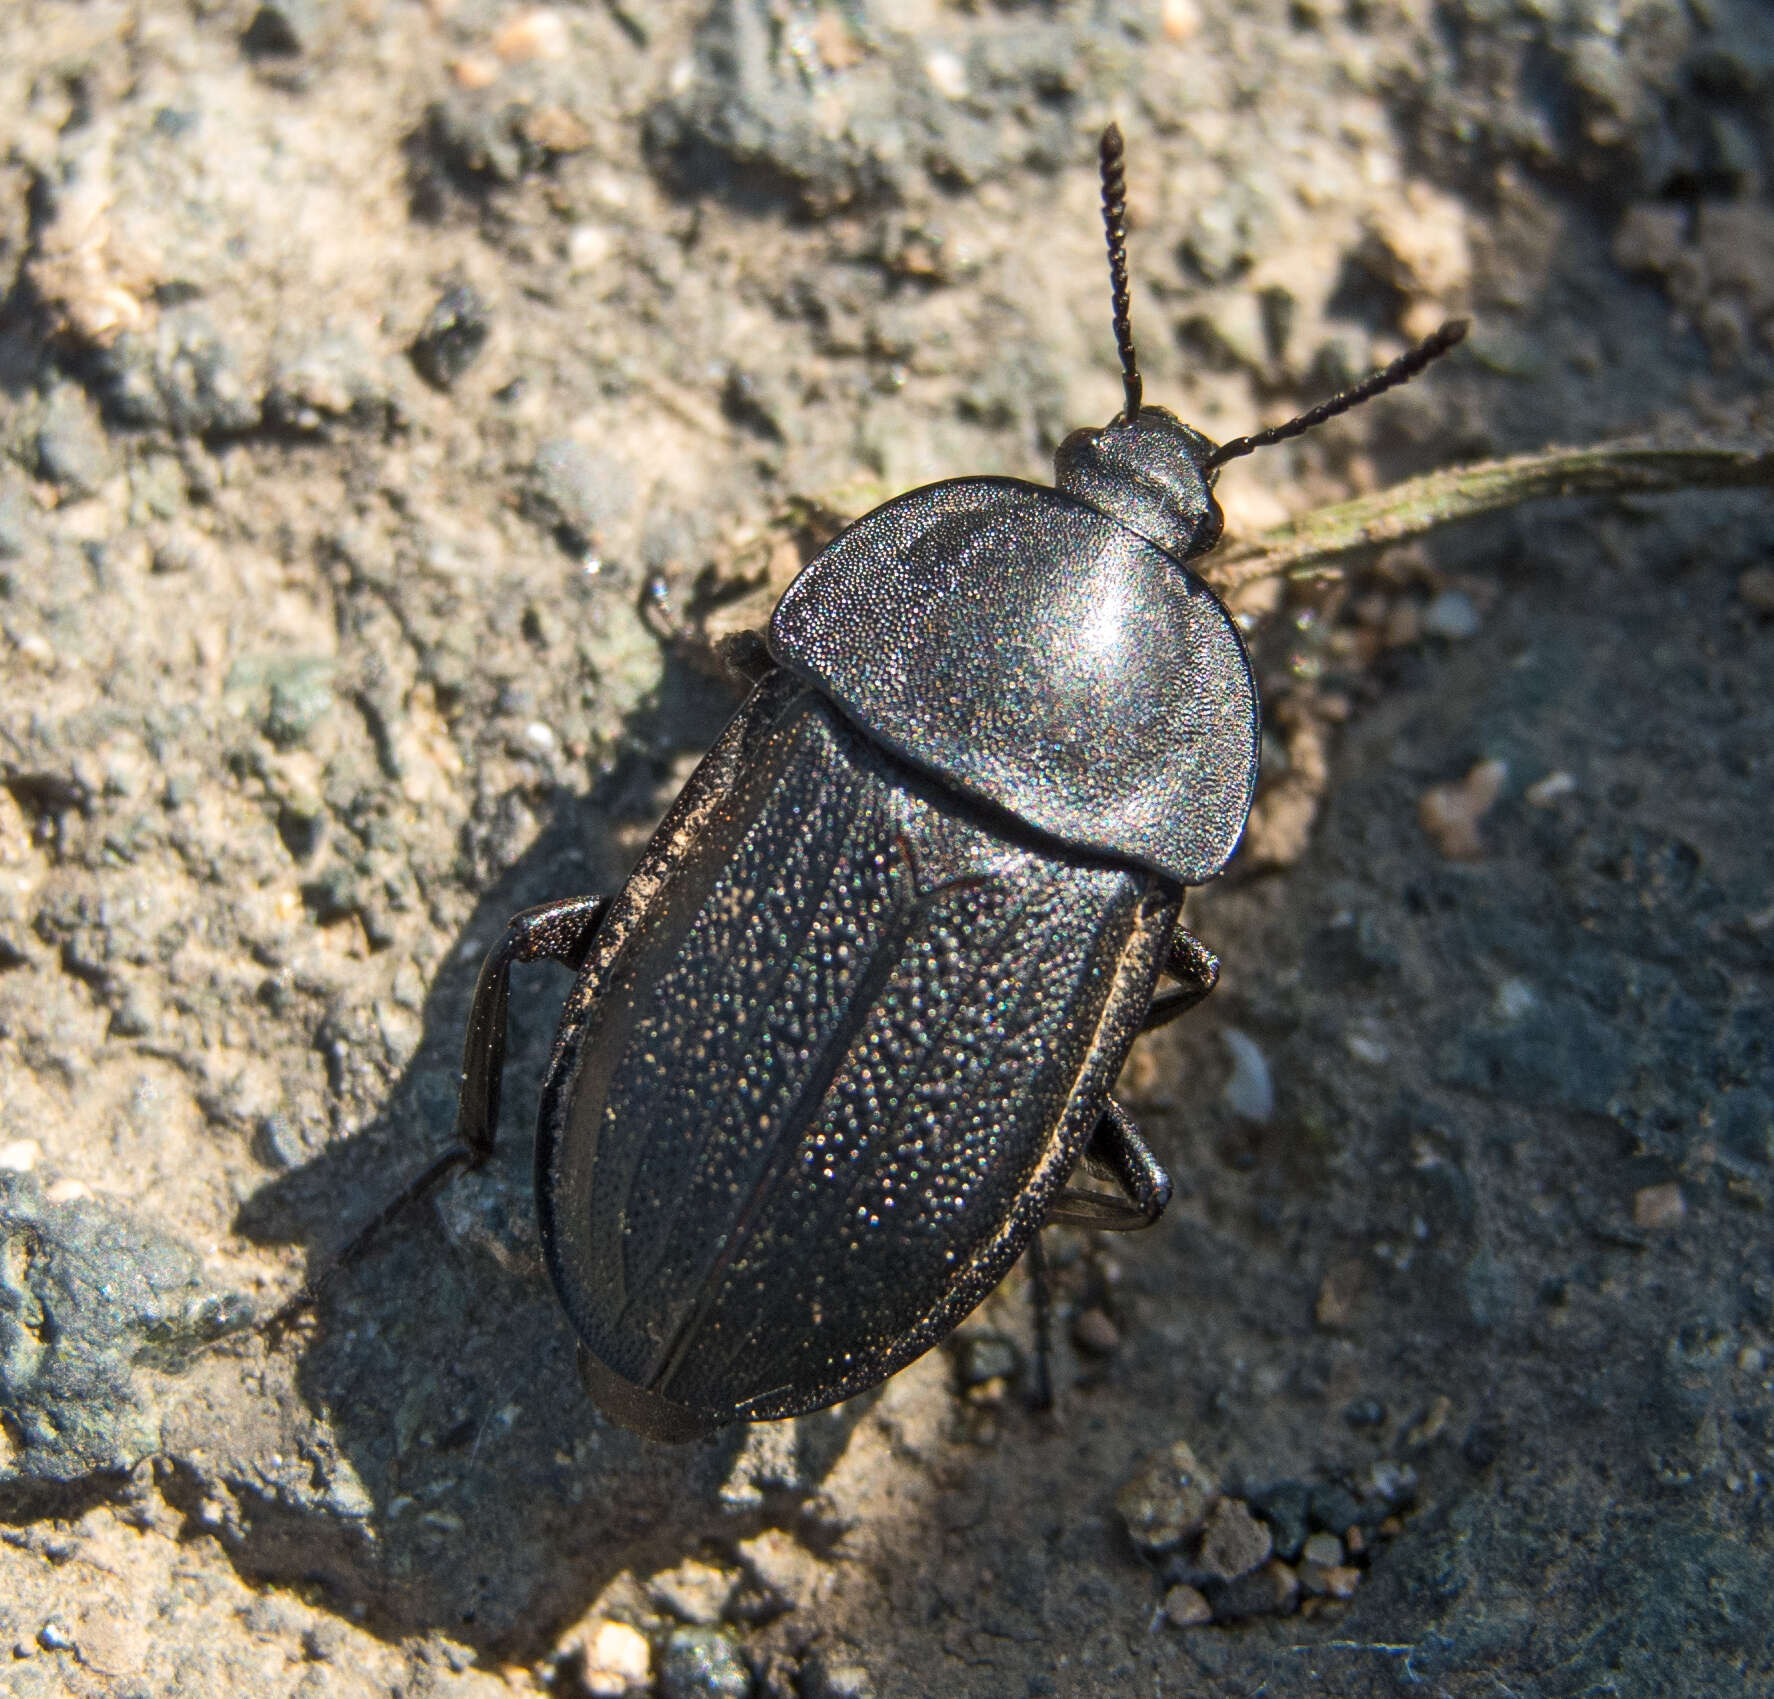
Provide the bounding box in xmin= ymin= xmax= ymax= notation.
xmin=1054 ymin=406 xmax=1224 ymax=563
xmin=1073 ymin=126 xmax=1465 ymax=564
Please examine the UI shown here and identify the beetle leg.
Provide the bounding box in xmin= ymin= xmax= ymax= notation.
xmin=714 ymin=628 xmax=775 ymax=685
xmin=1025 ymin=1230 xmax=1055 ymax=1411
xmin=267 ymin=894 xmax=610 ymax=1331
xmin=1139 ymin=926 xmax=1220 ymax=1033
xmin=1045 ymin=1099 xmax=1172 ymax=1231
xmin=454 ymin=894 xmax=612 ymax=1163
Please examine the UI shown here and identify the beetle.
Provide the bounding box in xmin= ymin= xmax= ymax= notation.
xmin=310 ymin=127 xmax=1465 ymax=1442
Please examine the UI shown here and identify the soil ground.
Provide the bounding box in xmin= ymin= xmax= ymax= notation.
xmin=1 ymin=2 xmax=1771 ymax=1696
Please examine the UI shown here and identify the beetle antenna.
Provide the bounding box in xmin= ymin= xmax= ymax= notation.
xmin=1204 ymin=319 xmax=1469 ymax=471
xmin=1099 ymin=123 xmax=1143 ymax=422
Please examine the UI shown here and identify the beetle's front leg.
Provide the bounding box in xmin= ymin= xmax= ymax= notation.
xmin=269 ymin=894 xmax=609 ymax=1329
xmin=1045 ymin=1099 xmax=1172 ymax=1231
xmin=1140 ymin=926 xmax=1219 ymax=1032
xmin=714 ymin=628 xmax=776 ymax=686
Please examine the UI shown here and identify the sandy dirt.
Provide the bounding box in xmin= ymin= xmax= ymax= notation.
xmin=1 ymin=1 xmax=1771 ymax=1695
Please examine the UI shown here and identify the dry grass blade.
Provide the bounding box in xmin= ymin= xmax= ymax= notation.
xmin=1207 ymin=438 xmax=1774 ymax=597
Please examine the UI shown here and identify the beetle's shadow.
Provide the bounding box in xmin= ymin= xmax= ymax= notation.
xmin=232 ymin=647 xmax=876 ymax=1657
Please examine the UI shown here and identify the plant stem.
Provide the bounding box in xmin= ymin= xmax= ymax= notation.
xmin=1209 ymin=439 xmax=1774 ymax=594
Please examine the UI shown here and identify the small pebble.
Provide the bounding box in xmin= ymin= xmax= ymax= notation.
xmin=1300 ymin=1560 xmax=1361 ymax=1599
xmin=1525 ymin=770 xmax=1577 ymax=807
xmin=1161 ymin=0 xmax=1202 ymax=40
xmin=0 ymin=1139 xmax=42 ymax=1172
xmin=735 ymin=1529 xmax=823 ymax=1612
xmin=1421 ymin=589 xmax=1481 ymax=639
xmin=1343 ymin=1396 xmax=1385 ymax=1429
xmin=1633 ymin=1182 xmax=1685 ymax=1230
xmin=492 ymin=7 xmax=568 ymax=61
xmin=241 ymin=0 xmax=327 ymax=56
xmin=523 ymin=106 xmax=592 ymax=153
xmin=1492 ymin=976 xmax=1538 ymax=1022
xmin=800 ymin=1651 xmax=877 ymax=1699
xmin=648 ymin=1560 xmax=738 ymax=1627
xmin=579 ymin=1620 xmax=651 ymax=1696
xmin=1196 ymin=1497 xmax=1272 ymax=1581
xmin=45 ymin=1179 xmax=95 ymax=1204
xmin=1320 ymin=1563 xmax=1361 ymax=1597
xmin=1307 ymin=1483 xmax=1362 ymax=1538
xmin=1405 ymin=1394 xmax=1453 ymax=1448
xmin=1116 ymin=1439 xmax=1219 ymax=1552
xmin=1315 ymin=1259 xmax=1363 ymax=1330
xmin=568 ymin=224 xmax=615 ymax=274
xmin=660 ymin=1626 xmax=750 ymax=1699
xmin=808 ymin=10 xmax=864 ymax=69
xmin=1301 ymin=1532 xmax=1343 ymax=1567
xmin=1737 ymin=565 xmax=1774 ymax=614
xmin=1220 ymin=1028 xmax=1274 ymax=1122
xmin=1344 ymin=1031 xmax=1388 ymax=1065
xmin=14 ymin=631 xmax=56 ymax=669
xmin=955 ymin=1332 xmax=1019 ymax=1388
xmin=1162 ymin=1583 xmax=1213 ymax=1627
xmin=1208 ymin=1558 xmax=1299 ymax=1620
xmin=1418 ymin=758 xmax=1507 ymax=861
xmin=923 ymin=49 xmax=967 ymax=99
xmin=1361 ymin=1459 xmax=1417 ymax=1509
xmin=1071 ymin=1307 xmax=1120 ymax=1356
xmin=1247 ymin=1481 xmax=1309 ymax=1560
xmin=452 ymin=52 xmax=499 ymax=89
xmin=39 ymin=1623 xmax=75 ymax=1652
xmin=411 ymin=284 xmax=491 ymax=390
xmin=36 ymin=387 xmax=115 ymax=495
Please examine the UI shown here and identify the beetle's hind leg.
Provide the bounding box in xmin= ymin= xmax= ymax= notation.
xmin=454 ymin=894 xmax=612 ymax=1161
xmin=1140 ymin=926 xmax=1220 ymax=1033
xmin=1025 ymin=1230 xmax=1056 ymax=1411
xmin=1016 ymin=933 xmax=1206 ymax=1400
xmin=268 ymin=894 xmax=610 ymax=1329
xmin=1025 ymin=1103 xmax=1172 ymax=1405
xmin=1045 ymin=1099 xmax=1173 ymax=1231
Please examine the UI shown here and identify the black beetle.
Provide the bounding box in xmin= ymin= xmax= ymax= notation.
xmin=314 ymin=128 xmax=1464 ymax=1442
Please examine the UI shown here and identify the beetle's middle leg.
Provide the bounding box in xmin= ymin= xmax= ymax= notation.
xmin=1036 ymin=927 xmax=1207 ymax=1235
xmin=1140 ymin=926 xmax=1220 ymax=1032
xmin=269 ymin=894 xmax=609 ymax=1328
xmin=1045 ymin=1099 xmax=1173 ymax=1231
xmin=1030 ymin=927 xmax=1204 ymax=1232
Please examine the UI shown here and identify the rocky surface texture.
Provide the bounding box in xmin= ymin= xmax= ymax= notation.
xmin=2 ymin=1 xmax=1770 ymax=1695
